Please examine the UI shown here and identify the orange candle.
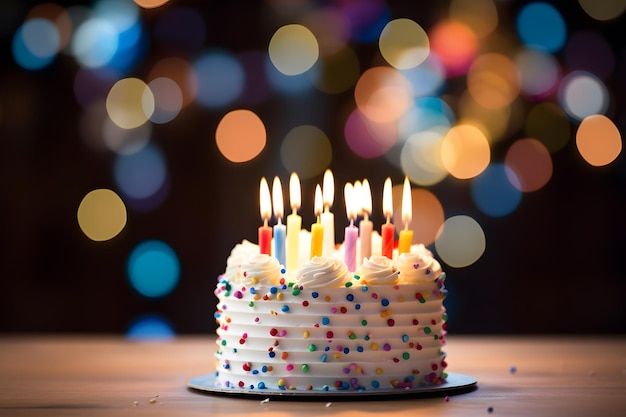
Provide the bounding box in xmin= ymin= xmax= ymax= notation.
xmin=258 ymin=177 xmax=272 ymax=255
xmin=397 ymin=177 xmax=413 ymax=254
xmin=381 ymin=177 xmax=394 ymax=259
xmin=310 ymin=184 xmax=324 ymax=258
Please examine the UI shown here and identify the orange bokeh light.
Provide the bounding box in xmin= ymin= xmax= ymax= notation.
xmin=215 ymin=110 xmax=267 ymax=163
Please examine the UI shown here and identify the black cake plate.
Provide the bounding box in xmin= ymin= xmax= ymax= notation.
xmin=188 ymin=372 xmax=477 ymax=400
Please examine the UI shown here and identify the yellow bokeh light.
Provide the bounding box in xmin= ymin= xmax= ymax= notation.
xmin=525 ymin=102 xmax=571 ymax=153
xmin=391 ymin=187 xmax=444 ymax=246
xmin=269 ymin=24 xmax=319 ymax=76
xmin=280 ymin=125 xmax=332 ymax=179
xmin=106 ymin=78 xmax=154 ymax=129
xmin=77 ymin=189 xmax=127 ymax=242
xmin=576 ymin=114 xmax=622 ymax=166
xmin=354 ymin=66 xmax=413 ymax=123
xmin=578 ymin=0 xmax=626 ymax=21
xmin=467 ymin=53 xmax=520 ymax=110
xmin=441 ymin=124 xmax=491 ymax=179
xmin=449 ymin=0 xmax=498 ymax=39
xmin=435 ymin=215 xmax=486 ymax=268
xmin=457 ymin=90 xmax=514 ymax=145
xmin=401 ymin=130 xmax=449 ymax=186
xmin=215 ymin=109 xmax=267 ymax=163
xmin=379 ymin=18 xmax=429 ymax=70
xmin=311 ymin=47 xmax=360 ymax=94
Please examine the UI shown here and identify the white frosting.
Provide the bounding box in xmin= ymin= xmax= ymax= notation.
xmin=397 ymin=244 xmax=442 ymax=283
xmin=356 ymin=255 xmax=399 ymax=285
xmin=223 ymin=240 xmax=260 ymax=282
xmin=294 ymin=256 xmax=349 ymax=288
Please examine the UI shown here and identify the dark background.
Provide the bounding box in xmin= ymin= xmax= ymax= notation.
xmin=1 ymin=0 xmax=625 ymax=335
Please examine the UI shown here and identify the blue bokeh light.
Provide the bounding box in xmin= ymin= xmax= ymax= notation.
xmin=194 ymin=50 xmax=245 ymax=108
xmin=12 ymin=19 xmax=59 ymax=70
xmin=516 ymin=2 xmax=567 ymax=53
xmin=113 ymin=143 xmax=167 ymax=200
xmin=127 ymin=240 xmax=180 ymax=298
xmin=471 ymin=163 xmax=522 ymax=217
xmin=127 ymin=314 xmax=175 ymax=340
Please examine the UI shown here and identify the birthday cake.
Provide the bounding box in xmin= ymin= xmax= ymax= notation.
xmin=213 ymin=241 xmax=448 ymax=392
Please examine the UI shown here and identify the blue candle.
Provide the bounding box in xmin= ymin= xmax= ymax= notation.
xmin=272 ymin=177 xmax=286 ymax=267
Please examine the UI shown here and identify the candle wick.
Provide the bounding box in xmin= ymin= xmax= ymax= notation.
xmin=385 ymin=214 xmax=390 ymax=224
xmin=350 ymin=218 xmax=355 ymax=227
xmin=264 ymin=218 xmax=268 ymax=228
xmin=364 ymin=213 xmax=369 ymax=222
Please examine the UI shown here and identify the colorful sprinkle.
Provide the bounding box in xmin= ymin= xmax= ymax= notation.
xmin=312 ymin=291 xmax=319 ymax=298
xmin=322 ymin=317 xmax=330 ymax=325
xmin=302 ymin=364 xmax=310 ymax=373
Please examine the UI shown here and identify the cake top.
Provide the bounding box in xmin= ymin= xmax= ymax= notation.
xmin=220 ymin=235 xmax=443 ymax=289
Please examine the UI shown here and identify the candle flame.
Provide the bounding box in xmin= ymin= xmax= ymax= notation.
xmin=289 ymin=172 xmax=301 ymax=212
xmin=362 ymin=179 xmax=372 ymax=216
xmin=344 ymin=182 xmax=356 ymax=221
xmin=354 ymin=181 xmax=363 ymax=216
xmin=272 ymin=176 xmax=284 ymax=220
xmin=402 ymin=176 xmax=412 ymax=227
xmin=322 ymin=169 xmax=334 ymax=208
xmin=314 ymin=184 xmax=323 ymax=218
xmin=259 ymin=177 xmax=271 ymax=223
xmin=382 ymin=177 xmax=393 ymax=220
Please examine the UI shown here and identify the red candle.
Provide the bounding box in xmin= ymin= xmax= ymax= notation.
xmin=258 ymin=177 xmax=272 ymax=255
xmin=381 ymin=177 xmax=394 ymax=259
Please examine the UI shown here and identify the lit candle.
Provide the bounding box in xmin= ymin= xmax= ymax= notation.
xmin=358 ymin=179 xmax=373 ymax=264
xmin=397 ymin=177 xmax=413 ymax=254
xmin=310 ymin=184 xmax=324 ymax=258
xmin=286 ymin=172 xmax=302 ymax=273
xmin=272 ymin=176 xmax=286 ymax=267
xmin=321 ymin=169 xmax=335 ymax=257
xmin=343 ymin=183 xmax=358 ymax=272
xmin=381 ymin=177 xmax=395 ymax=259
xmin=258 ymin=177 xmax=272 ymax=255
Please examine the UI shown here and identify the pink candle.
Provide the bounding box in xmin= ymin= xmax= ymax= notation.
xmin=258 ymin=177 xmax=272 ymax=255
xmin=381 ymin=177 xmax=394 ymax=259
xmin=343 ymin=183 xmax=358 ymax=272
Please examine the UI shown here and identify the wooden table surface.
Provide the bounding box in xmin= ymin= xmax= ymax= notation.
xmin=0 ymin=335 xmax=624 ymax=417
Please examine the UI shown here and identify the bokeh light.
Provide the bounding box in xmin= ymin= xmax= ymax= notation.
xmin=578 ymin=0 xmax=626 ymax=21
xmin=12 ymin=18 xmax=59 ymax=70
xmin=379 ymin=18 xmax=429 ymax=70
xmin=147 ymin=57 xmax=198 ymax=108
xmin=515 ymin=49 xmax=560 ymax=99
xmin=471 ymin=163 xmax=522 ymax=217
xmin=505 ymin=138 xmax=553 ymax=192
xmin=193 ymin=50 xmax=244 ymax=108
xmin=113 ymin=143 xmax=168 ymax=208
xmin=354 ymin=66 xmax=413 ymax=123
xmin=564 ymin=30 xmax=615 ymax=80
xmin=429 ymin=19 xmax=478 ymax=77
xmin=268 ymin=24 xmax=319 ymax=76
xmin=391 ymin=188 xmax=444 ymax=246
xmin=127 ymin=315 xmax=175 ymax=340
xmin=576 ymin=114 xmax=622 ymax=166
xmin=435 ymin=215 xmax=486 ymax=268
xmin=71 ymin=17 xmax=118 ymax=68
xmin=311 ymin=47 xmax=361 ymax=94
xmin=400 ymin=54 xmax=446 ymax=98
xmin=559 ymin=71 xmax=609 ymax=121
xmin=26 ymin=2 xmax=73 ymax=50
xmin=344 ymin=108 xmax=396 ymax=159
xmin=215 ymin=109 xmax=266 ymax=163
xmin=467 ymin=53 xmax=520 ymax=110
xmin=449 ymin=0 xmax=498 ymax=39
xmin=77 ymin=189 xmax=127 ymax=241
xmin=128 ymin=240 xmax=180 ymax=298
xmin=457 ymin=91 xmax=515 ymax=145
xmin=106 ymin=77 xmax=154 ymax=129
xmin=400 ymin=130 xmax=448 ymax=186
xmin=441 ymin=124 xmax=491 ymax=179
xmin=516 ymin=2 xmax=566 ymax=53
xmin=280 ymin=125 xmax=332 ymax=179
xmin=525 ymin=102 xmax=571 ymax=153
xmin=103 ymin=116 xmax=151 ymax=155
xmin=147 ymin=77 xmax=182 ymax=124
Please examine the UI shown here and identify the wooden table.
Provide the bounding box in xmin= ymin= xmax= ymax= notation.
xmin=0 ymin=335 xmax=624 ymax=416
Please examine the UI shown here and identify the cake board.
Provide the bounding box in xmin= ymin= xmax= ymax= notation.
xmin=187 ymin=372 xmax=477 ymax=400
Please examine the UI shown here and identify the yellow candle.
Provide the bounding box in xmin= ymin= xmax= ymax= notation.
xmin=286 ymin=173 xmax=302 ymax=273
xmin=320 ymin=169 xmax=335 ymax=257
xmin=310 ymin=184 xmax=324 ymax=258
xmin=397 ymin=177 xmax=413 ymax=255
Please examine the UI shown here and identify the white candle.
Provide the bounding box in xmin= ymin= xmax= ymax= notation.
xmin=321 ymin=169 xmax=335 ymax=257
xmin=358 ymin=179 xmax=373 ymax=265
xmin=272 ymin=176 xmax=286 ymax=267
xmin=286 ymin=173 xmax=301 ymax=273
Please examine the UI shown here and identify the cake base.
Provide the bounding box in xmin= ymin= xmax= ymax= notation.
xmin=187 ymin=372 xmax=477 ymax=400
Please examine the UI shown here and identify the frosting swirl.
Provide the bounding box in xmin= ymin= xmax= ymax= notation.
xmin=295 ymin=256 xmax=349 ymax=288
xmin=223 ymin=240 xmax=259 ymax=282
xmin=357 ymin=255 xmax=399 ymax=285
xmin=397 ymin=244 xmax=442 ymax=283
